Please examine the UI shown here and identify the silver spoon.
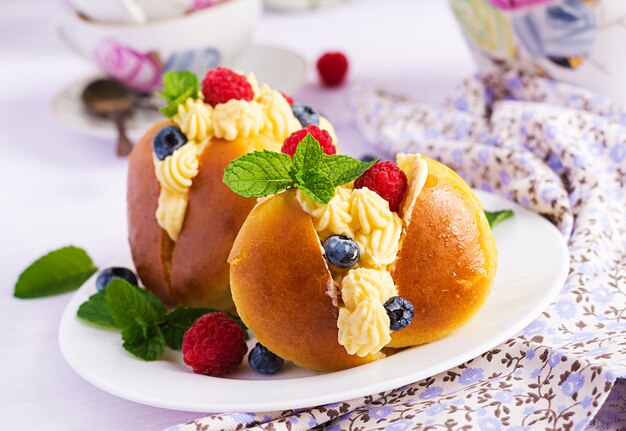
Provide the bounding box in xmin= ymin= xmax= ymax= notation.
xmin=82 ymin=79 xmax=134 ymax=157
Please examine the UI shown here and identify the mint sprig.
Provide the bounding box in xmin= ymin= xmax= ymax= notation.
xmin=223 ymin=133 xmax=377 ymax=204
xmin=77 ymin=279 xmax=247 ymax=361
xmin=14 ymin=246 xmax=97 ymax=299
xmin=484 ymin=209 xmax=514 ymax=228
xmin=157 ymin=71 xmax=200 ymax=118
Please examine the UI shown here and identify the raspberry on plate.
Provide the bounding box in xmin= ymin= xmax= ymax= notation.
xmin=182 ymin=312 xmax=248 ymax=377
xmin=201 ymin=67 xmax=254 ymax=107
xmin=316 ymin=52 xmax=349 ymax=87
xmin=354 ymin=161 xmax=408 ymax=212
xmin=281 ymin=124 xmax=336 ymax=157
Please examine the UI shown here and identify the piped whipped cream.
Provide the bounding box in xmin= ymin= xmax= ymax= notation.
xmin=297 ymin=154 xmax=428 ymax=357
xmin=154 ymin=73 xmax=337 ymax=241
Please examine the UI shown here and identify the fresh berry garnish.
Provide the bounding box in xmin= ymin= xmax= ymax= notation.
xmin=384 ymin=296 xmax=415 ymax=331
xmin=354 ymin=161 xmax=408 ymax=212
xmin=281 ymin=92 xmax=294 ymax=106
xmin=360 ymin=154 xmax=378 ymax=163
xmin=201 ymin=67 xmax=254 ymax=106
xmin=323 ymin=235 xmax=360 ymax=268
xmin=281 ymin=125 xmax=336 ymax=157
xmin=95 ymin=267 xmax=138 ymax=292
xmin=248 ymin=343 xmax=284 ymax=374
xmin=182 ymin=312 xmax=248 ymax=377
xmin=316 ymin=51 xmax=349 ymax=87
xmin=291 ymin=103 xmax=320 ymax=127
xmin=153 ymin=126 xmax=187 ymax=160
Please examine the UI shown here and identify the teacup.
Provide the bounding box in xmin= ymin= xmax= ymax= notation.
xmin=449 ymin=0 xmax=626 ymax=104
xmin=57 ymin=0 xmax=261 ymax=92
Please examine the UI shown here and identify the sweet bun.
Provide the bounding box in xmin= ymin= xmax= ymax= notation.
xmin=128 ymin=120 xmax=258 ymax=309
xmin=229 ymin=156 xmax=497 ymax=371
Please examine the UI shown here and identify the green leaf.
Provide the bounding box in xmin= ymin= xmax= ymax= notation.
xmin=77 ymin=290 xmax=116 ymax=328
xmin=161 ymin=306 xmax=249 ymax=350
xmin=121 ymin=313 xmax=166 ymax=361
xmin=139 ymin=288 xmax=167 ymax=322
xmin=291 ymin=134 xmax=324 ymax=178
xmin=105 ymin=279 xmax=158 ymax=329
xmin=321 ymin=155 xmax=377 ymax=187
xmin=156 ymin=71 xmax=200 ymax=118
xmin=484 ymin=209 xmax=514 ymax=228
xmin=223 ymin=150 xmax=294 ymax=198
xmin=14 ymin=246 xmax=97 ymax=299
xmin=297 ymin=170 xmax=336 ymax=204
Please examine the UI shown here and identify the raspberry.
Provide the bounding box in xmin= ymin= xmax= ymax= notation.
xmin=281 ymin=92 xmax=294 ymax=106
xmin=182 ymin=312 xmax=248 ymax=377
xmin=201 ymin=67 xmax=254 ymax=106
xmin=354 ymin=161 xmax=408 ymax=212
xmin=316 ymin=52 xmax=349 ymax=87
xmin=281 ymin=125 xmax=336 ymax=157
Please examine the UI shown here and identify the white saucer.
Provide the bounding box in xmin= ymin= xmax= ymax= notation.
xmin=49 ymin=44 xmax=308 ymax=140
xmin=58 ymin=191 xmax=570 ymax=413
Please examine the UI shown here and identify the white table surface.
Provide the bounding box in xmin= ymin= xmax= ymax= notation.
xmin=0 ymin=1 xmax=478 ymax=429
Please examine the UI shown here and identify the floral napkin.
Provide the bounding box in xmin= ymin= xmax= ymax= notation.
xmin=167 ymin=72 xmax=626 ymax=431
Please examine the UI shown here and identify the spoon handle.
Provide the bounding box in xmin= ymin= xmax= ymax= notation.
xmin=113 ymin=112 xmax=134 ymax=157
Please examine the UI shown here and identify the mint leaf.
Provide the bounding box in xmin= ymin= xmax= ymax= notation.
xmin=121 ymin=313 xmax=166 ymax=361
xmin=292 ymin=134 xmax=324 ymax=178
xmin=77 ymin=290 xmax=116 ymax=328
xmin=139 ymin=288 xmax=166 ymax=322
xmin=161 ymin=306 xmax=249 ymax=350
xmin=484 ymin=209 xmax=514 ymax=228
xmin=157 ymin=71 xmax=200 ymax=118
xmin=105 ymin=279 xmax=158 ymax=328
xmin=223 ymin=150 xmax=294 ymax=198
xmin=322 ymin=155 xmax=377 ymax=187
xmin=14 ymin=246 xmax=97 ymax=299
xmin=297 ymin=170 xmax=336 ymax=204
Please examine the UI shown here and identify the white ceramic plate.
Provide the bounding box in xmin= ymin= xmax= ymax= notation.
xmin=49 ymin=44 xmax=308 ymax=140
xmin=59 ymin=191 xmax=569 ymax=413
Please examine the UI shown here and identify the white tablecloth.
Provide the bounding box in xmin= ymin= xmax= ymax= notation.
xmin=0 ymin=0 xmax=531 ymax=429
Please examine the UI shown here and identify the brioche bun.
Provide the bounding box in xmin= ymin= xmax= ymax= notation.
xmin=128 ymin=120 xmax=258 ymax=309
xmin=229 ymin=157 xmax=497 ymax=371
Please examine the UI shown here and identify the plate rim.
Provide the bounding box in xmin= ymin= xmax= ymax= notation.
xmin=58 ymin=190 xmax=570 ymax=412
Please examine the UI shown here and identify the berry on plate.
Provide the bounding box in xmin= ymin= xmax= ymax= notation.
xmin=354 ymin=161 xmax=408 ymax=212
xmin=201 ymin=67 xmax=254 ymax=107
xmin=281 ymin=124 xmax=336 ymax=157
xmin=153 ymin=126 xmax=188 ymax=160
xmin=95 ymin=267 xmax=138 ymax=292
xmin=182 ymin=312 xmax=248 ymax=376
xmin=291 ymin=103 xmax=319 ymax=127
xmin=323 ymin=235 xmax=360 ymax=268
xmin=248 ymin=343 xmax=284 ymax=374
xmin=384 ymin=296 xmax=415 ymax=331
xmin=316 ymin=51 xmax=349 ymax=87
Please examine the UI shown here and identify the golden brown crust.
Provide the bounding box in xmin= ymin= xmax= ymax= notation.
xmin=127 ymin=123 xmax=258 ymax=309
xmin=228 ymin=157 xmax=497 ymax=371
xmin=128 ymin=120 xmax=173 ymax=303
xmin=229 ymin=190 xmax=380 ymax=372
xmin=388 ymin=158 xmax=497 ymax=347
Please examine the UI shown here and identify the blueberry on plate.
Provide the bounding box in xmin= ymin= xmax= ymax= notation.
xmin=384 ymin=296 xmax=415 ymax=331
xmin=248 ymin=343 xmax=284 ymax=374
xmin=96 ymin=267 xmax=139 ymax=292
xmin=291 ymin=103 xmax=320 ymax=127
xmin=323 ymin=235 xmax=360 ymax=268
xmin=153 ymin=125 xmax=187 ymax=160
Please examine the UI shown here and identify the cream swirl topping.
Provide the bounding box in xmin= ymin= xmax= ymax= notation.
xmin=212 ymin=99 xmax=264 ymax=141
xmin=174 ymin=96 xmax=212 ymax=142
xmin=154 ymin=142 xmax=200 ymax=194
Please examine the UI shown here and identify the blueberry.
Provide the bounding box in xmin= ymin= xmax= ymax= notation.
xmin=291 ymin=103 xmax=320 ymax=127
xmin=360 ymin=154 xmax=377 ymax=163
xmin=323 ymin=235 xmax=360 ymax=268
xmin=248 ymin=343 xmax=284 ymax=374
xmin=153 ymin=126 xmax=187 ymax=160
xmin=96 ymin=267 xmax=139 ymax=292
xmin=383 ymin=296 xmax=415 ymax=331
